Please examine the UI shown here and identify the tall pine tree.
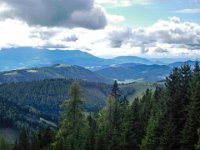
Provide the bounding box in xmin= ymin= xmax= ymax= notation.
xmin=181 ymin=62 xmax=200 ymax=150
xmin=55 ymin=81 xmax=88 ymax=150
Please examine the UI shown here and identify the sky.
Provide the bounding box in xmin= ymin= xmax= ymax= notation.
xmin=0 ymin=0 xmax=200 ymax=59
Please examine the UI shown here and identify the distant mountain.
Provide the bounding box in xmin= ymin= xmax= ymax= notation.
xmin=96 ymin=63 xmax=171 ymax=82
xmin=0 ymin=47 xmax=109 ymax=71
xmin=169 ymin=60 xmax=199 ymax=68
xmin=0 ymin=47 xmax=159 ymax=71
xmin=0 ymin=64 xmax=111 ymax=84
xmin=111 ymin=56 xmax=154 ymax=65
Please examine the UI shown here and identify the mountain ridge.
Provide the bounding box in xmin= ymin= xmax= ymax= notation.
xmin=0 ymin=64 xmax=111 ymax=84
xmin=0 ymin=47 xmax=158 ymax=71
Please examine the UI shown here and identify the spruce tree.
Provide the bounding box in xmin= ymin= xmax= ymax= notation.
xmin=196 ymin=128 xmax=200 ymax=150
xmin=160 ymin=67 xmax=189 ymax=149
xmin=0 ymin=136 xmax=11 ymax=150
xmin=17 ymin=128 xmax=29 ymax=150
xmin=141 ymin=87 xmax=166 ymax=150
xmin=126 ymin=98 xmax=143 ymax=150
xmin=96 ymin=95 xmax=121 ymax=150
xmin=55 ymin=81 xmax=88 ymax=150
xmin=180 ymin=62 xmax=200 ymax=150
xmin=85 ymin=114 xmax=97 ymax=150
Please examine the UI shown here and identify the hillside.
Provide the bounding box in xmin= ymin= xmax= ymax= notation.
xmin=0 ymin=47 xmax=158 ymax=72
xmin=169 ymin=60 xmax=200 ymax=68
xmin=0 ymin=64 xmax=111 ymax=84
xmin=96 ymin=63 xmax=171 ymax=82
xmin=0 ymin=79 xmax=158 ymax=128
xmin=111 ymin=56 xmax=154 ymax=65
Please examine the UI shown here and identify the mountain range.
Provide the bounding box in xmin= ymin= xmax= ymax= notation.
xmin=0 ymin=64 xmax=110 ymax=84
xmin=95 ymin=63 xmax=171 ymax=82
xmin=0 ymin=47 xmax=158 ymax=72
xmin=0 ymin=47 xmax=198 ymax=82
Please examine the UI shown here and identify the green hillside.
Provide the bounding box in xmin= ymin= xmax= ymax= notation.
xmin=0 ymin=64 xmax=111 ymax=84
xmin=0 ymin=79 xmax=159 ymax=128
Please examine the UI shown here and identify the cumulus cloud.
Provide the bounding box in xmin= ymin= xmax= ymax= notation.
xmin=95 ymin=0 xmax=167 ymax=7
xmin=0 ymin=0 xmax=107 ymax=29
xmin=0 ymin=17 xmax=200 ymax=59
xmin=107 ymin=14 xmax=125 ymax=24
xmin=176 ymin=8 xmax=200 ymax=14
xmin=108 ymin=17 xmax=200 ymax=57
xmin=95 ymin=0 xmax=132 ymax=7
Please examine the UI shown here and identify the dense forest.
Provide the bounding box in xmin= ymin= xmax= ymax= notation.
xmin=0 ymin=79 xmax=111 ymax=125
xmin=1 ymin=62 xmax=200 ymax=150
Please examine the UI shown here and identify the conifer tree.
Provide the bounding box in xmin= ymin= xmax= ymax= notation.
xmin=126 ymin=98 xmax=143 ymax=150
xmin=55 ymin=81 xmax=88 ymax=150
xmin=85 ymin=114 xmax=97 ymax=150
xmin=96 ymin=95 xmax=121 ymax=150
xmin=141 ymin=87 xmax=166 ymax=150
xmin=160 ymin=67 xmax=186 ymax=149
xmin=196 ymin=128 xmax=200 ymax=150
xmin=181 ymin=62 xmax=200 ymax=150
xmin=0 ymin=136 xmax=11 ymax=150
xmin=17 ymin=128 xmax=29 ymax=150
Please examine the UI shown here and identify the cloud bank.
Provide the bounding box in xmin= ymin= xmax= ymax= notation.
xmin=108 ymin=17 xmax=200 ymax=57
xmin=0 ymin=17 xmax=200 ymax=59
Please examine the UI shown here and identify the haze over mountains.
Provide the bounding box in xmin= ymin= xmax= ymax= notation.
xmin=0 ymin=47 xmax=198 ymax=82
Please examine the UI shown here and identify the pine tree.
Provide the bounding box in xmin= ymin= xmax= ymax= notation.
xmin=181 ymin=62 xmax=200 ymax=150
xmin=141 ymin=87 xmax=166 ymax=150
xmin=126 ymin=98 xmax=143 ymax=150
xmin=111 ymin=80 xmax=121 ymax=101
xmin=96 ymin=95 xmax=121 ymax=150
xmin=30 ymin=132 xmax=39 ymax=150
xmin=0 ymin=136 xmax=11 ymax=150
xmin=110 ymin=80 xmax=122 ymax=131
xmin=196 ymin=128 xmax=200 ymax=150
xmin=159 ymin=66 xmax=191 ymax=149
xmin=85 ymin=114 xmax=97 ymax=150
xmin=17 ymin=128 xmax=29 ymax=150
xmin=55 ymin=81 xmax=88 ymax=150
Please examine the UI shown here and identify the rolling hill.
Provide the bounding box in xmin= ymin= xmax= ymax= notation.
xmin=0 ymin=47 xmax=159 ymax=72
xmin=0 ymin=79 xmax=159 ymax=125
xmin=95 ymin=63 xmax=171 ymax=82
xmin=111 ymin=56 xmax=154 ymax=65
xmin=0 ymin=64 xmax=111 ymax=84
xmin=169 ymin=60 xmax=199 ymax=68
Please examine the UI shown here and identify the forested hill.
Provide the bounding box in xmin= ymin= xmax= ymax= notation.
xmin=1 ymin=63 xmax=200 ymax=150
xmin=0 ymin=64 xmax=111 ymax=84
xmin=0 ymin=79 xmax=111 ymax=124
xmin=0 ymin=79 xmax=157 ymax=134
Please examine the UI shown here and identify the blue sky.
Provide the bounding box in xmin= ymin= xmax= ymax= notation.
xmin=0 ymin=0 xmax=200 ymax=59
xmin=106 ymin=0 xmax=200 ymax=27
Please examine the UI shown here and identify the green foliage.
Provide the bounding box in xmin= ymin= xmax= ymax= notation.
xmin=0 ymin=135 xmax=11 ymax=150
xmin=180 ymin=62 xmax=200 ymax=150
xmin=54 ymin=81 xmax=88 ymax=150
xmin=141 ymin=87 xmax=166 ymax=150
xmin=85 ymin=114 xmax=97 ymax=150
xmin=15 ymin=128 xmax=29 ymax=150
xmin=2 ymin=63 xmax=200 ymax=150
xmin=196 ymin=128 xmax=200 ymax=150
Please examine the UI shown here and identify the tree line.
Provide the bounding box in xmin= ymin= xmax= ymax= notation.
xmin=1 ymin=62 xmax=200 ymax=150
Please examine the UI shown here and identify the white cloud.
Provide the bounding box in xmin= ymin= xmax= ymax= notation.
xmin=176 ymin=8 xmax=200 ymax=14
xmin=108 ymin=17 xmax=200 ymax=58
xmin=95 ymin=0 xmax=133 ymax=7
xmin=0 ymin=17 xmax=200 ymax=59
xmin=106 ymin=14 xmax=125 ymax=24
xmin=95 ymin=0 xmax=162 ymax=7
